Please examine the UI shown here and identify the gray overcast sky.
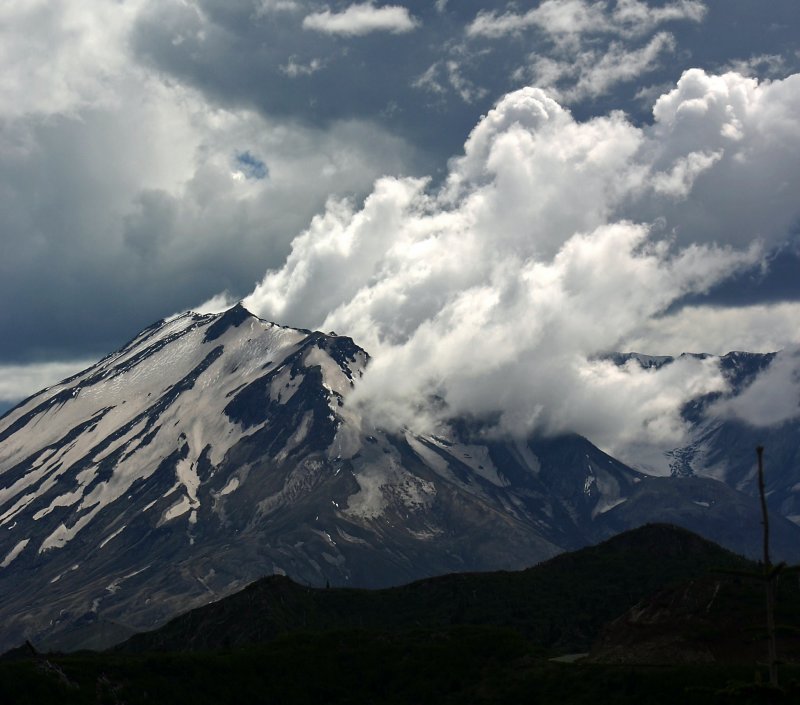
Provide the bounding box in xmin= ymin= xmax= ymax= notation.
xmin=1 ymin=0 xmax=800 ymax=412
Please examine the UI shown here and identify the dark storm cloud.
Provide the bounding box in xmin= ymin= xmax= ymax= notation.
xmin=0 ymin=84 xmax=418 ymax=365
xmin=129 ymin=0 xmax=480 ymax=161
xmin=129 ymin=0 xmax=800 ymax=165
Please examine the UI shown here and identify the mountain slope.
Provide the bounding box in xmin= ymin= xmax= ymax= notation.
xmin=1 ymin=305 xmax=798 ymax=653
xmin=0 ymin=305 xmax=570 ymax=650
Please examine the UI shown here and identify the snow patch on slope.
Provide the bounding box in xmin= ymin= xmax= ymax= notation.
xmin=305 ymin=346 xmax=352 ymax=397
xmin=0 ymin=538 xmax=29 ymax=568
xmin=99 ymin=524 xmax=126 ymax=549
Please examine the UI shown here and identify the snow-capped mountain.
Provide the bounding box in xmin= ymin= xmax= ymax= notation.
xmin=0 ymin=305 xmax=798 ymax=652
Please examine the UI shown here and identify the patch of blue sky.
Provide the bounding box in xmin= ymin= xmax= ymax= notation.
xmin=235 ymin=151 xmax=269 ymax=180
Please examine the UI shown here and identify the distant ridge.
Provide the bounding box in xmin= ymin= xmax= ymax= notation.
xmin=117 ymin=523 xmax=747 ymax=654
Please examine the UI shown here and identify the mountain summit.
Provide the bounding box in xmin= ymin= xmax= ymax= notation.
xmin=0 ymin=305 xmax=798 ymax=651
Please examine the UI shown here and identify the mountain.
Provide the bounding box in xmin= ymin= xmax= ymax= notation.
xmin=618 ymin=350 xmax=800 ymax=526
xmin=1 ymin=305 xmax=798 ymax=652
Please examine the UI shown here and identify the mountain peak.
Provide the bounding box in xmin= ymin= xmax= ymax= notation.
xmin=202 ymin=301 xmax=256 ymax=342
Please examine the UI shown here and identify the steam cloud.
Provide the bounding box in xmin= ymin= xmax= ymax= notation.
xmin=243 ymin=70 xmax=800 ymax=466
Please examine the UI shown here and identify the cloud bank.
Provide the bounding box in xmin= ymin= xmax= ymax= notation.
xmin=243 ymin=69 xmax=800 ymax=458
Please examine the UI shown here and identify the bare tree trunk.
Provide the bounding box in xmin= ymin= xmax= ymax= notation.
xmin=757 ymin=446 xmax=778 ymax=688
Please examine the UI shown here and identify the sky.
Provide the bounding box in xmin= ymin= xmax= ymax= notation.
xmin=2 ymin=1 xmax=800 ymax=457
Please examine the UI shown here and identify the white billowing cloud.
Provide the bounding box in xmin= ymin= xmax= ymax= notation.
xmin=242 ymin=72 xmax=800 ymax=456
xmin=650 ymin=148 xmax=722 ymax=198
xmin=439 ymin=88 xmax=642 ymax=245
xmin=335 ymin=222 xmax=747 ymax=451
xmin=467 ymin=0 xmax=705 ymax=42
xmin=710 ymin=347 xmax=800 ymax=427
xmin=303 ymin=3 xmax=418 ymax=36
xmin=0 ymin=361 xmax=96 ymax=403
xmin=642 ymin=70 xmax=800 ymax=249
xmin=244 ymin=177 xmax=430 ymax=337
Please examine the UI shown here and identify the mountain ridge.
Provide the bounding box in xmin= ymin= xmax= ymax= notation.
xmin=0 ymin=304 xmax=798 ymax=653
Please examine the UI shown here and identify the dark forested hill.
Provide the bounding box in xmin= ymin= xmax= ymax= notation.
xmin=118 ymin=523 xmax=749 ymax=654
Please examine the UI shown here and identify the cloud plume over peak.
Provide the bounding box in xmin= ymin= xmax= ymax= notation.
xmin=241 ymin=71 xmax=800 ymax=460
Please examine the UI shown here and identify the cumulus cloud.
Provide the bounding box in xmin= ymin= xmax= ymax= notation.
xmin=649 ymin=148 xmax=721 ymax=198
xmin=641 ymin=70 xmax=800 ymax=249
xmin=242 ymin=71 xmax=800 ymax=457
xmin=303 ymin=3 xmax=418 ymax=36
xmin=466 ymin=0 xmax=706 ymax=42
